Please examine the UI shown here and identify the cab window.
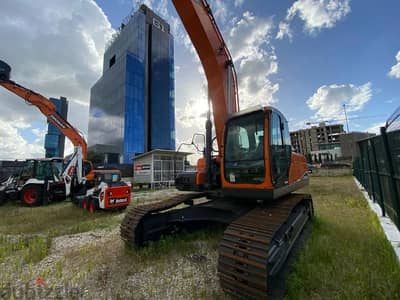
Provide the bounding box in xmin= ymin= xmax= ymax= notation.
xmin=270 ymin=112 xmax=291 ymax=186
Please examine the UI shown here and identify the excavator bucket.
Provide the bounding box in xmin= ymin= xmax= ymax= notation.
xmin=0 ymin=60 xmax=11 ymax=81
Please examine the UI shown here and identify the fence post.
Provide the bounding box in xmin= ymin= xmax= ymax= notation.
xmin=381 ymin=126 xmax=400 ymax=225
xmin=369 ymin=138 xmax=385 ymax=216
xmin=364 ymin=140 xmax=376 ymax=202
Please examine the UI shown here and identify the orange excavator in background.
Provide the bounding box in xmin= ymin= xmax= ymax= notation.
xmin=0 ymin=60 xmax=131 ymax=210
xmin=0 ymin=60 xmax=94 ymax=205
xmin=121 ymin=1 xmax=313 ymax=298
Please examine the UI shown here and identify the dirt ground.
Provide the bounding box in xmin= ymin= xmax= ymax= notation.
xmin=1 ymin=178 xmax=399 ymax=299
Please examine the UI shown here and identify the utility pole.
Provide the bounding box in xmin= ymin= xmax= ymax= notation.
xmin=343 ymin=104 xmax=350 ymax=133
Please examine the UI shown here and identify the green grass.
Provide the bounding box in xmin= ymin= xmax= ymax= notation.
xmin=0 ymin=200 xmax=123 ymax=237
xmin=286 ymin=176 xmax=400 ymax=299
xmin=129 ymin=228 xmax=223 ymax=262
xmin=0 ymin=235 xmax=50 ymax=264
xmin=1 ymin=178 xmax=399 ymax=299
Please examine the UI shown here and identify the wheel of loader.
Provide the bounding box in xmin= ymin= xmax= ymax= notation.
xmin=88 ymin=198 xmax=96 ymax=214
xmin=21 ymin=185 xmax=42 ymax=206
xmin=82 ymin=197 xmax=88 ymax=210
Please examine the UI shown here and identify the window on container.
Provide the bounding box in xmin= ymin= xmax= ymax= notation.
xmin=109 ymin=55 xmax=116 ymax=68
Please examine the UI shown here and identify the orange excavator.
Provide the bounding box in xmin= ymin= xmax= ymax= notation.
xmin=121 ymin=1 xmax=313 ymax=298
xmin=0 ymin=60 xmax=95 ymax=205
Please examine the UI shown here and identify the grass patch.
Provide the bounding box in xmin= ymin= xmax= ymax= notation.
xmin=0 ymin=235 xmax=50 ymax=264
xmin=1 ymin=178 xmax=399 ymax=298
xmin=130 ymin=227 xmax=223 ymax=262
xmin=0 ymin=200 xmax=122 ymax=237
xmin=286 ymin=176 xmax=400 ymax=299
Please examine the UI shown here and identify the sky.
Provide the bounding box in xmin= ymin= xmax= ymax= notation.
xmin=0 ymin=0 xmax=399 ymax=160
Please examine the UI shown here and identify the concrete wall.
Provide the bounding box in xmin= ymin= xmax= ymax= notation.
xmin=311 ymin=167 xmax=352 ymax=177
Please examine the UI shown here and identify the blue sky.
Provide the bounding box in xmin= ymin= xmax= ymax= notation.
xmin=0 ymin=0 xmax=399 ymax=159
xmin=96 ymin=0 xmax=399 ymax=135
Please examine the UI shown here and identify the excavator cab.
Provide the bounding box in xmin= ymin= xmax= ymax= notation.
xmin=176 ymin=106 xmax=308 ymax=200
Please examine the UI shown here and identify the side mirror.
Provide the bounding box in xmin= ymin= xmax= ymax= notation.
xmin=192 ymin=133 xmax=205 ymax=152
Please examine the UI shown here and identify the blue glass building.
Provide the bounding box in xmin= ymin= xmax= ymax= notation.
xmin=88 ymin=5 xmax=175 ymax=164
xmin=44 ymin=97 xmax=68 ymax=158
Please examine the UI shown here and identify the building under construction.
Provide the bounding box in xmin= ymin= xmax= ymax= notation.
xmin=290 ymin=123 xmax=345 ymax=155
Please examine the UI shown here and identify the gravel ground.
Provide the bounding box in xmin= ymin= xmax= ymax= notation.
xmin=0 ymin=189 xmax=228 ymax=299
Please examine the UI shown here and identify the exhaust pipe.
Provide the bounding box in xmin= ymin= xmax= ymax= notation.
xmin=0 ymin=60 xmax=11 ymax=81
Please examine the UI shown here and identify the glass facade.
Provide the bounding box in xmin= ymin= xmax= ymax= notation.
xmin=124 ymin=53 xmax=145 ymax=161
xmin=88 ymin=5 xmax=175 ymax=164
xmin=45 ymin=97 xmax=68 ymax=158
xmin=149 ymin=25 xmax=175 ymax=150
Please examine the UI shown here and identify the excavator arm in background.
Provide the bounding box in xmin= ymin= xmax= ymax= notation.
xmin=0 ymin=60 xmax=87 ymax=159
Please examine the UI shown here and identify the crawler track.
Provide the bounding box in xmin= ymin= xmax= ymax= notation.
xmin=120 ymin=192 xmax=206 ymax=246
xmin=218 ymin=193 xmax=313 ymax=299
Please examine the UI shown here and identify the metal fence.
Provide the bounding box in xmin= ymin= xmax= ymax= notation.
xmin=353 ymin=124 xmax=400 ymax=230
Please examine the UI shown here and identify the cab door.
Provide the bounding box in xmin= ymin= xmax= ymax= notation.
xmin=270 ymin=111 xmax=291 ymax=187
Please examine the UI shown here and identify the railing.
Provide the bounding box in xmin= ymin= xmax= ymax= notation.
xmin=353 ymin=107 xmax=400 ymax=230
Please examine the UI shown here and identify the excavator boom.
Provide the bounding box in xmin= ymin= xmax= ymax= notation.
xmin=0 ymin=61 xmax=87 ymax=159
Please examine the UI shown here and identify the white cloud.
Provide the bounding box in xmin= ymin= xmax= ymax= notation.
xmin=278 ymin=0 xmax=350 ymax=39
xmin=210 ymin=0 xmax=229 ymax=23
xmin=0 ymin=0 xmax=113 ymax=159
xmin=228 ymin=12 xmax=278 ymax=108
xmin=175 ymin=87 xmax=208 ymax=131
xmin=31 ymin=128 xmax=45 ymax=137
xmin=307 ymin=82 xmax=372 ymax=118
xmin=13 ymin=118 xmax=32 ymax=129
xmin=365 ymin=122 xmax=385 ymax=135
xmin=276 ymin=22 xmax=293 ymax=40
xmin=0 ymin=120 xmax=44 ymax=159
xmin=388 ymin=50 xmax=400 ymax=79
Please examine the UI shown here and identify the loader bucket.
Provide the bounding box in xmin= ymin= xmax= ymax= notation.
xmin=0 ymin=60 xmax=11 ymax=81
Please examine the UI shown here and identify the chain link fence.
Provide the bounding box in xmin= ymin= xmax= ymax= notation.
xmin=353 ymin=108 xmax=400 ymax=230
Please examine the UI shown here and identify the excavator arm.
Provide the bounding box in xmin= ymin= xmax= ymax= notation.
xmin=0 ymin=62 xmax=87 ymax=159
xmin=172 ymin=0 xmax=239 ymax=153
